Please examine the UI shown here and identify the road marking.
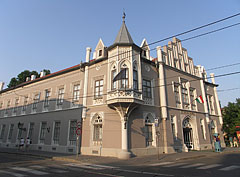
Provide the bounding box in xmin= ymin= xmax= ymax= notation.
xmin=29 ymin=165 xmax=46 ymax=169
xmin=50 ymin=169 xmax=68 ymax=173
xmin=118 ymin=169 xmax=174 ymax=176
xmin=0 ymin=170 xmax=27 ymax=177
xmin=197 ymin=164 xmax=222 ymax=169
xmin=219 ymin=165 xmax=240 ymax=171
xmin=64 ymin=163 xmax=105 ymax=170
xmin=180 ymin=163 xmax=205 ymax=168
xmin=11 ymin=167 xmax=49 ymax=175
xmin=164 ymin=162 xmax=187 ymax=167
xmin=148 ymin=162 xmax=174 ymax=166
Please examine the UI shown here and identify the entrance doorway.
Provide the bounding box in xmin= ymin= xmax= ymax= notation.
xmin=183 ymin=127 xmax=193 ymax=149
xmin=182 ymin=118 xmax=193 ymax=150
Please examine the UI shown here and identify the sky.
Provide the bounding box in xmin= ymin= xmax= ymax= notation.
xmin=0 ymin=0 xmax=239 ymax=107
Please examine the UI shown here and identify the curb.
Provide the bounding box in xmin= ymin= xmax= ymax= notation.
xmin=0 ymin=151 xmax=52 ymax=159
xmin=52 ymin=157 xmax=80 ymax=163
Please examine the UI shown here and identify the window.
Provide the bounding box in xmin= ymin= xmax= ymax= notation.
xmin=0 ymin=124 xmax=6 ymax=140
xmin=181 ymin=81 xmax=189 ymax=106
xmin=94 ymin=80 xmax=103 ymax=98
xmin=93 ymin=115 xmax=102 ymax=142
xmin=143 ymin=50 xmax=147 ymax=57
xmin=171 ymin=115 xmax=177 ymax=139
xmin=190 ymin=88 xmax=196 ymax=110
xmin=17 ymin=123 xmax=24 ymax=140
xmin=145 ymin=116 xmax=153 ymax=147
xmin=22 ymin=96 xmax=28 ymax=113
xmin=120 ymin=68 xmax=129 ymax=89
xmin=13 ymin=98 xmax=19 ymax=114
xmin=5 ymin=100 xmax=11 ymax=116
xmin=200 ymin=119 xmax=206 ymax=140
xmin=69 ymin=120 xmax=77 ymax=145
xmin=57 ymin=88 xmax=64 ymax=106
xmin=33 ymin=93 xmax=40 ymax=111
xmin=53 ymin=121 xmax=61 ymax=144
xmin=143 ymin=80 xmax=152 ymax=98
xmin=133 ymin=70 xmax=138 ymax=90
xmin=28 ymin=123 xmax=34 ymax=140
xmin=0 ymin=102 xmax=3 ymax=109
xmin=208 ymin=95 xmax=215 ymax=115
xmin=8 ymin=124 xmax=14 ymax=141
xmin=174 ymin=83 xmax=181 ymax=108
xmin=39 ymin=122 xmax=47 ymax=144
xmin=72 ymin=84 xmax=80 ymax=104
xmin=44 ymin=89 xmax=50 ymax=108
xmin=98 ymin=50 xmax=102 ymax=57
xmin=111 ymin=70 xmax=117 ymax=90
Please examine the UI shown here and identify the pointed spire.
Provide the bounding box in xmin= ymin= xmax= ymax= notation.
xmin=114 ymin=12 xmax=134 ymax=45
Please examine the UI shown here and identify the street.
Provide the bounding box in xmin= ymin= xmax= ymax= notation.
xmin=0 ymin=152 xmax=240 ymax=177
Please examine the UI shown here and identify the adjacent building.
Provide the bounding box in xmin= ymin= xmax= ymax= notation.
xmin=0 ymin=17 xmax=225 ymax=159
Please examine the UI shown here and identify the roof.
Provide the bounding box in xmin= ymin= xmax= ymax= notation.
xmin=114 ymin=21 xmax=134 ymax=45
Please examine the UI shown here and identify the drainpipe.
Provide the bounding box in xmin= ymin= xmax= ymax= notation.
xmin=157 ymin=46 xmax=168 ymax=154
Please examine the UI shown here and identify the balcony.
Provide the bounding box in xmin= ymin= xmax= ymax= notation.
xmin=106 ymin=89 xmax=143 ymax=105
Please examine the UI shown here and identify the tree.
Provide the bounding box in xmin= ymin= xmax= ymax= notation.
xmin=7 ymin=69 xmax=51 ymax=88
xmin=222 ymin=98 xmax=240 ymax=136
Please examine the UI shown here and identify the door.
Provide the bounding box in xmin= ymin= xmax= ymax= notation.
xmin=183 ymin=127 xmax=193 ymax=150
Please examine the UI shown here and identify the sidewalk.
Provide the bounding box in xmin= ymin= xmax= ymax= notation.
xmin=0 ymin=147 xmax=240 ymax=166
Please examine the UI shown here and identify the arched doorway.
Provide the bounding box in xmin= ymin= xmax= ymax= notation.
xmin=182 ymin=118 xmax=193 ymax=150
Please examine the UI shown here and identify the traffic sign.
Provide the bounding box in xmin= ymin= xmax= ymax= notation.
xmin=76 ymin=128 xmax=82 ymax=136
xmin=77 ymin=121 xmax=82 ymax=129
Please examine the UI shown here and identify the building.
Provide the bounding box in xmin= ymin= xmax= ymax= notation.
xmin=0 ymin=16 xmax=225 ymax=159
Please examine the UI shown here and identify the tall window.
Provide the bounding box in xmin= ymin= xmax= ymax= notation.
xmin=145 ymin=116 xmax=153 ymax=147
xmin=111 ymin=70 xmax=117 ymax=90
xmin=39 ymin=122 xmax=47 ymax=144
xmin=8 ymin=124 xmax=14 ymax=141
xmin=53 ymin=121 xmax=61 ymax=144
xmin=5 ymin=100 xmax=11 ymax=116
xmin=57 ymin=88 xmax=64 ymax=106
xmin=174 ymin=83 xmax=181 ymax=108
xmin=98 ymin=49 xmax=102 ymax=57
xmin=33 ymin=93 xmax=40 ymax=111
xmin=69 ymin=120 xmax=77 ymax=146
xmin=208 ymin=95 xmax=215 ymax=115
xmin=72 ymin=84 xmax=80 ymax=105
xmin=28 ymin=123 xmax=34 ymax=140
xmin=133 ymin=70 xmax=138 ymax=90
xmin=120 ymin=68 xmax=129 ymax=89
xmin=171 ymin=115 xmax=177 ymax=139
xmin=181 ymin=81 xmax=189 ymax=106
xmin=190 ymin=88 xmax=196 ymax=110
xmin=22 ymin=96 xmax=28 ymax=114
xmin=0 ymin=102 xmax=3 ymax=109
xmin=93 ymin=115 xmax=102 ymax=142
xmin=17 ymin=123 xmax=24 ymax=140
xmin=13 ymin=98 xmax=19 ymax=114
xmin=200 ymin=119 xmax=206 ymax=140
xmin=44 ymin=89 xmax=50 ymax=108
xmin=0 ymin=124 xmax=6 ymax=140
xmin=143 ymin=80 xmax=152 ymax=98
xmin=94 ymin=80 xmax=103 ymax=98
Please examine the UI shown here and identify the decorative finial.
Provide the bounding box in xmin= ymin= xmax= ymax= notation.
xmin=122 ymin=10 xmax=126 ymax=22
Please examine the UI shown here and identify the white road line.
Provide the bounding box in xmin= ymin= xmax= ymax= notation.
xmin=64 ymin=163 xmax=104 ymax=170
xmin=219 ymin=165 xmax=240 ymax=171
xmin=0 ymin=170 xmax=27 ymax=177
xmin=164 ymin=162 xmax=187 ymax=167
xmin=148 ymin=162 xmax=174 ymax=166
xmin=29 ymin=165 xmax=46 ymax=169
xmin=180 ymin=163 xmax=205 ymax=168
xmin=197 ymin=164 xmax=222 ymax=169
xmin=11 ymin=167 xmax=49 ymax=175
xmin=119 ymin=169 xmax=174 ymax=176
xmin=50 ymin=169 xmax=68 ymax=173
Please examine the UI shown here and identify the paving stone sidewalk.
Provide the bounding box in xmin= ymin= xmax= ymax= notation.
xmin=0 ymin=146 xmax=240 ymax=166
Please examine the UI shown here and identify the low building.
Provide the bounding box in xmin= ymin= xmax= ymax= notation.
xmin=0 ymin=17 xmax=225 ymax=159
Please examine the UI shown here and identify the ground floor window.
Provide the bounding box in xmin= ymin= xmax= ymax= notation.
xmin=69 ymin=120 xmax=77 ymax=146
xmin=39 ymin=122 xmax=47 ymax=144
xmin=92 ymin=114 xmax=103 ymax=143
xmin=53 ymin=121 xmax=61 ymax=145
xmin=8 ymin=124 xmax=14 ymax=141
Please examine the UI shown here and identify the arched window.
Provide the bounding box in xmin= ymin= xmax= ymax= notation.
xmin=92 ymin=114 xmax=103 ymax=142
xmin=145 ymin=114 xmax=154 ymax=147
xmin=120 ymin=63 xmax=129 ymax=89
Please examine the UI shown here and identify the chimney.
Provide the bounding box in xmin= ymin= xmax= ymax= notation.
xmin=31 ymin=75 xmax=36 ymax=80
xmin=26 ymin=77 xmax=30 ymax=82
xmin=85 ymin=47 xmax=91 ymax=62
xmin=0 ymin=82 xmax=4 ymax=91
xmin=40 ymin=71 xmax=46 ymax=77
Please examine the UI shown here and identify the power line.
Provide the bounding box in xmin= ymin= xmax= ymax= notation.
xmin=218 ymin=87 xmax=240 ymax=92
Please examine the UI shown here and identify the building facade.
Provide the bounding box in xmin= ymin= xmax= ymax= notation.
xmin=0 ymin=18 xmax=225 ymax=159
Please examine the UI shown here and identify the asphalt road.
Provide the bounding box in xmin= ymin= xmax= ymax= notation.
xmin=0 ymin=152 xmax=240 ymax=177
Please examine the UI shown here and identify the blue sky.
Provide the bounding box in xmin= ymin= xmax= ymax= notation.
xmin=0 ymin=0 xmax=239 ymax=106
